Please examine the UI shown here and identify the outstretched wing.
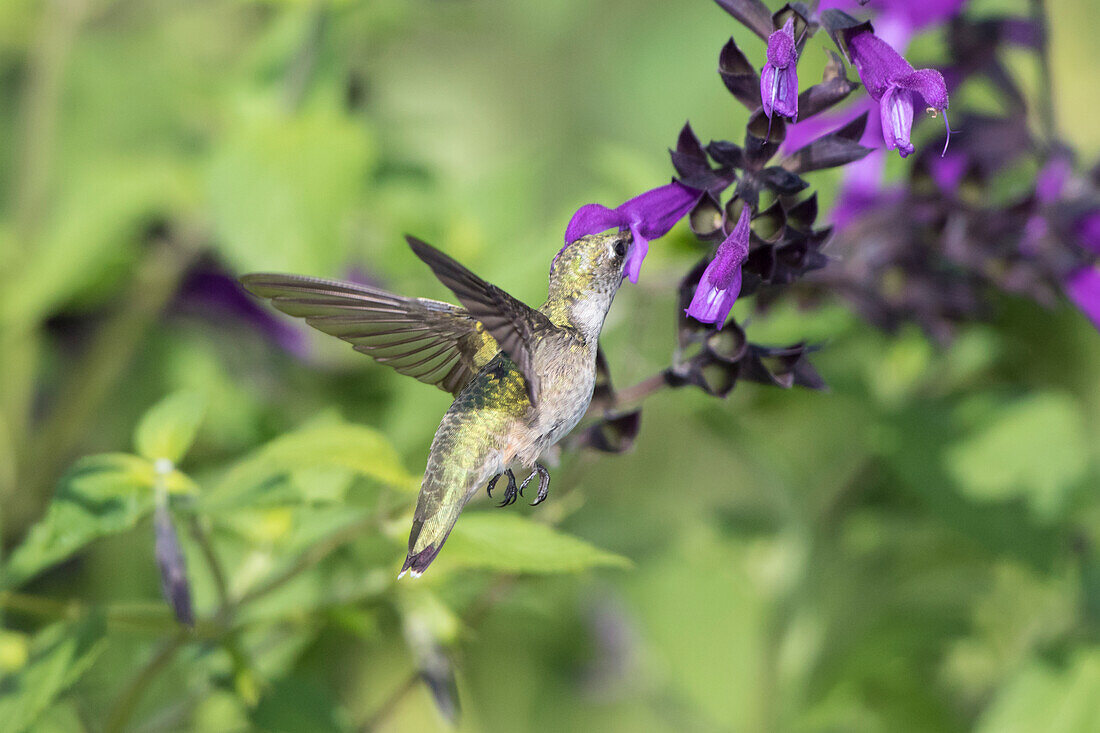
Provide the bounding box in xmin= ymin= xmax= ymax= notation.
xmin=405 ymin=235 xmax=556 ymax=405
xmin=240 ymin=273 xmax=499 ymax=395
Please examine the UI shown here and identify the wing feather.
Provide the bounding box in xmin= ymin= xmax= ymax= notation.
xmin=405 ymin=236 xmax=557 ymax=405
xmin=240 ymin=273 xmax=499 ymax=395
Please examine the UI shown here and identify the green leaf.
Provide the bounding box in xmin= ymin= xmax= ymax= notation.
xmin=202 ymin=419 xmax=416 ymax=510
xmin=0 ymin=158 xmax=192 ymax=330
xmin=207 ymin=107 xmax=373 ymax=274
xmin=428 ymin=512 xmax=631 ymax=575
xmin=134 ymin=390 xmax=207 ymax=464
xmin=0 ymin=615 xmax=106 ymax=733
xmin=249 ymin=674 xmax=351 ymax=733
xmin=943 ymin=392 xmax=1090 ymax=519
xmin=1 ymin=454 xmax=156 ymax=589
xmin=976 ymin=650 xmax=1100 ymax=733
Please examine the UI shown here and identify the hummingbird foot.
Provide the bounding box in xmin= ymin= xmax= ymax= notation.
xmin=519 ymin=463 xmax=551 ymax=506
xmin=494 ymin=469 xmax=519 ymax=507
xmin=486 ymin=471 xmax=504 ymax=498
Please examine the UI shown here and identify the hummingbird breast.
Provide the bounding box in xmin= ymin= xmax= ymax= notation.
xmin=510 ymin=331 xmax=597 ymax=467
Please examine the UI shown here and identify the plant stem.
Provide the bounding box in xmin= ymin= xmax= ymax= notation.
xmin=357 ymin=576 xmax=517 ymax=731
xmin=14 ymin=0 xmax=89 ymax=240
xmin=1029 ymin=0 xmax=1058 ymax=142
xmin=186 ymin=515 xmax=231 ymax=617
xmin=19 ymin=233 xmax=202 ymax=526
xmin=283 ymin=4 xmax=328 ymax=111
xmin=358 ymin=673 xmax=420 ymax=733
xmin=612 ymin=370 xmax=675 ymax=408
xmin=104 ymin=630 xmax=189 ymax=733
xmin=234 ymin=512 xmax=381 ymax=607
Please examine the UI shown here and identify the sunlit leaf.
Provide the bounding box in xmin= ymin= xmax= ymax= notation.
xmin=207 ymin=107 xmax=374 ymax=275
xmin=944 ymin=393 xmax=1090 ymax=519
xmin=134 ymin=390 xmax=207 ymax=464
xmin=249 ymin=674 xmax=350 ymax=733
xmin=0 ymin=615 xmax=106 ymax=733
xmin=0 ymin=454 xmax=155 ymax=589
xmin=428 ymin=513 xmax=631 ymax=575
xmin=975 ymin=650 xmax=1100 ymax=733
xmin=202 ymin=419 xmax=416 ymax=510
xmin=0 ymin=159 xmax=192 ymax=329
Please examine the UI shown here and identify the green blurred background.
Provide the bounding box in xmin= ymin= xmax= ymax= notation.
xmin=2 ymin=0 xmax=1100 ymax=731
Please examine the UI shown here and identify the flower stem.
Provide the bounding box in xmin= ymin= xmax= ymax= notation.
xmin=1029 ymin=0 xmax=1058 ymax=142
xmin=104 ymin=630 xmax=189 ymax=733
xmin=611 ymin=370 xmax=675 ymax=408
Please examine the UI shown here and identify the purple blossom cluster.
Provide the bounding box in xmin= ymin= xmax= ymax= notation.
xmin=208 ymin=0 xmax=1097 ymax=454
xmin=560 ymin=0 xmax=1099 ymax=429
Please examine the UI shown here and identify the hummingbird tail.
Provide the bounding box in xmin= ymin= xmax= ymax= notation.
xmin=398 ymin=504 xmax=465 ymax=579
xmin=399 ymin=542 xmax=445 ymax=579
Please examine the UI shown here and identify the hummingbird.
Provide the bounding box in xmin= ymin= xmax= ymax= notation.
xmin=241 ymin=231 xmax=631 ymax=577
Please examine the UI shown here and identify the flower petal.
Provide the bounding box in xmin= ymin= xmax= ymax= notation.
xmin=766 ymin=17 xmax=797 ymax=67
xmin=624 ymin=225 xmax=649 ymax=284
xmin=894 ymin=68 xmax=948 ymax=111
xmin=1077 ymin=211 xmax=1100 ymax=255
xmin=686 ymin=275 xmax=741 ymax=327
xmin=929 ymin=150 xmax=968 ymax=192
xmin=566 ymin=181 xmax=701 ymax=283
xmin=1035 ymin=157 xmax=1072 ymax=204
xmin=685 ymin=205 xmax=752 ymax=327
xmin=845 ymin=29 xmax=914 ymax=101
xmin=879 ymin=86 xmax=915 ymax=157
xmin=761 ymin=64 xmax=778 ymax=118
xmin=761 ymin=64 xmax=799 ymax=119
xmin=619 ymin=181 xmax=702 ymax=240
xmin=565 ymin=203 xmax=627 ymax=243
xmin=1065 ymin=267 xmax=1100 ymax=332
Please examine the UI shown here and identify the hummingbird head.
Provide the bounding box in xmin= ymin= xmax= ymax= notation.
xmin=546 ymin=231 xmax=631 ymax=340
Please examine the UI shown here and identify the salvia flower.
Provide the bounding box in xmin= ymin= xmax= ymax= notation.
xmin=1035 ymin=156 xmax=1073 ymax=203
xmin=761 ymin=18 xmax=799 ymax=122
xmin=564 ymin=181 xmax=703 ymax=282
xmin=686 ymin=204 xmax=752 ymax=328
xmin=1076 ymin=211 xmax=1100 ymax=255
xmin=1065 ymin=267 xmax=1100 ymax=332
xmin=153 ymin=479 xmax=194 ymax=627
xmin=846 ymin=29 xmax=950 ymax=158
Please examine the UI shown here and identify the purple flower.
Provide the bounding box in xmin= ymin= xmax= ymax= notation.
xmin=1077 ymin=212 xmax=1100 ymax=255
xmin=929 ymin=149 xmax=968 ymax=193
xmin=761 ymin=18 xmax=799 ymax=121
xmin=1065 ymin=267 xmax=1100 ymax=332
xmin=154 ymin=496 xmax=194 ymax=627
xmin=846 ymin=29 xmax=950 ymax=158
xmin=1035 ymin=156 xmax=1072 ymax=203
xmin=177 ymin=268 xmax=308 ymax=357
xmin=565 ymin=181 xmax=703 ymax=283
xmin=686 ymin=204 xmax=752 ymax=328
xmin=819 ymin=0 xmax=967 ymax=48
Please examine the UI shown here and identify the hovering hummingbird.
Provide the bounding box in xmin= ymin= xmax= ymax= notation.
xmin=241 ymin=231 xmax=631 ymax=577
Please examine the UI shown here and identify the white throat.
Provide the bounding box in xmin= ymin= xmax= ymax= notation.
xmin=568 ymin=291 xmax=613 ymax=343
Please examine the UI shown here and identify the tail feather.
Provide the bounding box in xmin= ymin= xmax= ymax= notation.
xmin=398 ymin=501 xmax=466 ymax=579
xmin=399 ymin=541 xmax=448 ymax=579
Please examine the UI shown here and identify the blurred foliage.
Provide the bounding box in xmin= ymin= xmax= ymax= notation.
xmin=1 ymin=0 xmax=1099 ymax=732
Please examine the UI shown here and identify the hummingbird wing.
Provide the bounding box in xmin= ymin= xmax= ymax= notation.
xmin=405 ymin=235 xmax=556 ymax=406
xmin=240 ymin=273 xmax=499 ymax=395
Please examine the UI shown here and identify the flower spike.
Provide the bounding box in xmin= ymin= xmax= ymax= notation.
xmin=563 ymin=181 xmax=704 ymax=283
xmin=761 ymin=17 xmax=799 ymax=124
xmin=845 ymin=29 xmax=950 ymax=158
xmin=686 ymin=203 xmax=752 ymax=328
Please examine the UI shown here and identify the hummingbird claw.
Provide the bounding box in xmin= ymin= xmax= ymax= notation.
xmin=486 ymin=473 xmax=501 ymax=498
xmin=529 ymin=463 xmax=551 ymax=506
xmin=496 ymin=469 xmax=518 ymax=507
xmin=518 ymin=470 xmax=535 ymax=497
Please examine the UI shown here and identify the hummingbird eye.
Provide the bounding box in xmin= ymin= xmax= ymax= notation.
xmin=613 ymin=239 xmax=627 ymax=259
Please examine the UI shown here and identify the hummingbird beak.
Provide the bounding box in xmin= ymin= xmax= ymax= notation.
xmin=617 ymin=230 xmax=633 ymax=280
